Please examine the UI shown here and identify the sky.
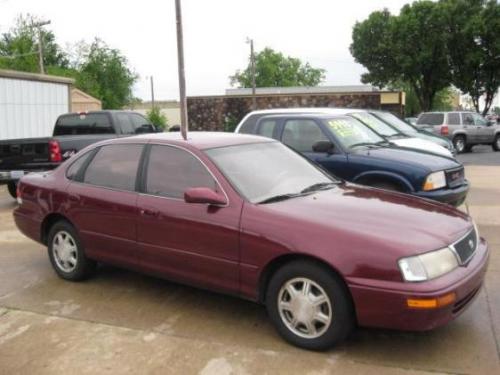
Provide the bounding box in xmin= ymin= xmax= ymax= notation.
xmin=0 ymin=0 xmax=411 ymax=101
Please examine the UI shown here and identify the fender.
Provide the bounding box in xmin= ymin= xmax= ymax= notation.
xmin=352 ymin=170 xmax=415 ymax=192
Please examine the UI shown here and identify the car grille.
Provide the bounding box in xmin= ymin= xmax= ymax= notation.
xmin=451 ymin=227 xmax=478 ymax=265
xmin=445 ymin=167 xmax=465 ymax=188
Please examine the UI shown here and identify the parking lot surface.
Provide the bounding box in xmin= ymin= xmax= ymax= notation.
xmin=0 ymin=150 xmax=499 ymax=374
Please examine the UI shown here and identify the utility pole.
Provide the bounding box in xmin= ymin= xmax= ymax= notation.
xmin=247 ymin=38 xmax=257 ymax=110
xmin=150 ymin=76 xmax=155 ymax=109
xmin=32 ymin=20 xmax=51 ymax=74
xmin=175 ymin=0 xmax=188 ymax=140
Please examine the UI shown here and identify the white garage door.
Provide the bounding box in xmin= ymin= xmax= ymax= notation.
xmin=0 ymin=77 xmax=69 ymax=140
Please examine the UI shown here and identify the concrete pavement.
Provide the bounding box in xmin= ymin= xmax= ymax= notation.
xmin=0 ymin=162 xmax=499 ymax=374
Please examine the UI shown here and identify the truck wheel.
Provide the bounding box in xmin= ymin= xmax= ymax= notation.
xmin=7 ymin=181 xmax=17 ymax=199
xmin=47 ymin=220 xmax=97 ymax=281
xmin=266 ymin=261 xmax=354 ymax=351
xmin=453 ymin=136 xmax=466 ymax=154
xmin=493 ymin=135 xmax=500 ymax=152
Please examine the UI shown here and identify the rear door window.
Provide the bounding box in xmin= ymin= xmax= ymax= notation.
xmin=282 ymin=119 xmax=329 ymax=152
xmin=447 ymin=113 xmax=461 ymax=125
xmin=145 ymin=145 xmax=217 ymax=199
xmin=54 ymin=113 xmax=114 ymax=135
xmin=66 ymin=151 xmax=93 ymax=181
xmin=83 ymin=144 xmax=143 ymax=191
xmin=417 ymin=113 xmax=444 ymax=126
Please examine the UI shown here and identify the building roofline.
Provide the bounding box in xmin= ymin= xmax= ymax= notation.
xmin=188 ymin=90 xmax=402 ymax=100
xmin=0 ymin=69 xmax=75 ymax=85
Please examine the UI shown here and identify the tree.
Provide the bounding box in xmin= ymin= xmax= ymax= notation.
xmin=74 ymin=39 xmax=137 ymax=109
xmin=230 ymin=47 xmax=325 ymax=88
xmin=0 ymin=14 xmax=68 ymax=72
xmin=350 ymin=2 xmax=452 ymax=111
xmin=442 ymin=0 xmax=500 ymax=115
xmin=146 ymin=106 xmax=168 ymax=130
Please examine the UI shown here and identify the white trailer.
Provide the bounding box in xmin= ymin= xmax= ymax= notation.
xmin=0 ymin=69 xmax=74 ymax=140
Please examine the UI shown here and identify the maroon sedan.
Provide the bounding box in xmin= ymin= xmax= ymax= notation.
xmin=14 ymin=132 xmax=489 ymax=350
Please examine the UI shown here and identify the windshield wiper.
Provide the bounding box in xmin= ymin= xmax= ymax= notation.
xmin=300 ymin=182 xmax=337 ymax=194
xmin=257 ymin=193 xmax=303 ymax=204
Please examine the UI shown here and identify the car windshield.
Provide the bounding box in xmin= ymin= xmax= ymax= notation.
xmin=374 ymin=112 xmax=418 ymax=134
xmin=323 ymin=117 xmax=386 ymax=149
xmin=348 ymin=112 xmax=400 ymax=137
xmin=205 ymin=142 xmax=337 ymax=204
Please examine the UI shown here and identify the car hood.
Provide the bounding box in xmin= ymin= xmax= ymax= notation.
xmin=258 ymin=183 xmax=472 ymax=259
xmin=350 ymin=145 xmax=460 ymax=171
xmin=391 ymin=137 xmax=452 ymax=157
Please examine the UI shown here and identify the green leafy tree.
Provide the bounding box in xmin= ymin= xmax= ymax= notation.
xmin=146 ymin=106 xmax=168 ymax=130
xmin=230 ymin=47 xmax=325 ymax=87
xmin=441 ymin=0 xmax=500 ymax=115
xmin=74 ymin=38 xmax=137 ymax=109
xmin=0 ymin=14 xmax=68 ymax=72
xmin=350 ymin=2 xmax=452 ymax=111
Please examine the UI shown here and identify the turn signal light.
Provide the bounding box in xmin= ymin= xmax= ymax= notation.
xmin=407 ymin=293 xmax=456 ymax=309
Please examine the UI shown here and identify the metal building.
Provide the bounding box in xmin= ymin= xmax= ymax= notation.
xmin=0 ymin=69 xmax=74 ymax=140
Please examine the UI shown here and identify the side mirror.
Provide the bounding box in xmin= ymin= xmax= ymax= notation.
xmin=487 ymin=120 xmax=495 ymax=127
xmin=184 ymin=187 xmax=227 ymax=206
xmin=312 ymin=140 xmax=335 ymax=154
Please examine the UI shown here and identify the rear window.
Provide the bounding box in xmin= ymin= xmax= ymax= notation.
xmin=54 ymin=113 xmax=114 ymax=136
xmin=417 ymin=113 xmax=444 ymax=126
xmin=238 ymin=114 xmax=260 ymax=134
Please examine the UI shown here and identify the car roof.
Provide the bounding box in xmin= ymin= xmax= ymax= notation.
xmin=258 ymin=113 xmax=356 ymax=121
xmin=246 ymin=107 xmax=370 ymax=116
xmin=128 ymin=131 xmax=274 ymax=150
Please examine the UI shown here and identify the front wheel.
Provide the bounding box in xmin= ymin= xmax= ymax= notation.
xmin=493 ymin=135 xmax=500 ymax=152
xmin=453 ymin=135 xmax=466 ymax=154
xmin=266 ymin=261 xmax=354 ymax=350
xmin=47 ymin=221 xmax=96 ymax=281
xmin=7 ymin=181 xmax=17 ymax=199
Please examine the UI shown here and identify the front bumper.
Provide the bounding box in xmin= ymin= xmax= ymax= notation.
xmin=348 ymin=238 xmax=489 ymax=331
xmin=414 ymin=181 xmax=469 ymax=207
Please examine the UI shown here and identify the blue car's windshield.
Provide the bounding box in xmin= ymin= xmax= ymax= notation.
xmin=349 ymin=112 xmax=400 ymax=137
xmin=323 ymin=117 xmax=386 ymax=149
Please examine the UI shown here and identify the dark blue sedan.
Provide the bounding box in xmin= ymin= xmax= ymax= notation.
xmin=242 ymin=114 xmax=468 ymax=206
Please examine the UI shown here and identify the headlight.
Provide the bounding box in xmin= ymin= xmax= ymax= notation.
xmin=398 ymin=247 xmax=459 ymax=282
xmin=423 ymin=171 xmax=446 ymax=191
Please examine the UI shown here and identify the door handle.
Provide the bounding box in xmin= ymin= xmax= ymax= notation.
xmin=140 ymin=209 xmax=159 ymax=217
xmin=68 ymin=194 xmax=80 ymax=203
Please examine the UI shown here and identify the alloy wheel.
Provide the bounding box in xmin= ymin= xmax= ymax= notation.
xmin=277 ymin=277 xmax=332 ymax=339
xmin=52 ymin=231 xmax=78 ymax=272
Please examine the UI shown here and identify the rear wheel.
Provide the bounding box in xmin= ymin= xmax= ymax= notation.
xmin=266 ymin=261 xmax=354 ymax=351
xmin=47 ymin=221 xmax=96 ymax=281
xmin=453 ymin=135 xmax=466 ymax=154
xmin=7 ymin=181 xmax=17 ymax=199
xmin=493 ymin=135 xmax=500 ymax=152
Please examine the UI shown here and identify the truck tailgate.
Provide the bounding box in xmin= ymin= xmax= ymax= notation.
xmin=0 ymin=137 xmax=51 ymax=170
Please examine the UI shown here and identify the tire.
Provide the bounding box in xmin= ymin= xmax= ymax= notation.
xmin=493 ymin=135 xmax=500 ymax=152
xmin=47 ymin=220 xmax=96 ymax=281
xmin=265 ymin=261 xmax=354 ymax=351
xmin=453 ymin=135 xmax=466 ymax=154
xmin=7 ymin=181 xmax=17 ymax=199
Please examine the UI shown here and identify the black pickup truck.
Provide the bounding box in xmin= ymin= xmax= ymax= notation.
xmin=0 ymin=110 xmax=157 ymax=198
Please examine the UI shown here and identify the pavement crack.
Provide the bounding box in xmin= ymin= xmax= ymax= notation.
xmin=483 ymin=282 xmax=500 ymax=361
